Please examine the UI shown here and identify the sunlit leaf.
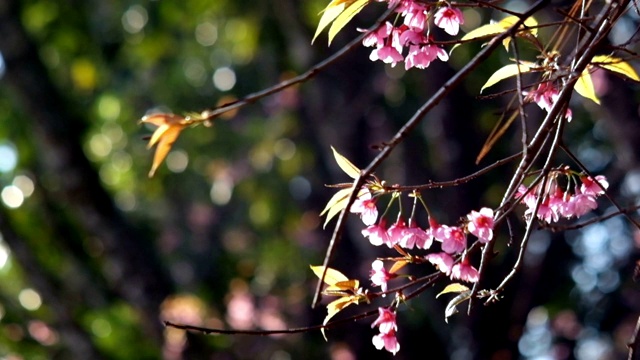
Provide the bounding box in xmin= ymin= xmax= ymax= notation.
xmin=480 ymin=62 xmax=535 ymax=93
xmin=436 ymin=283 xmax=470 ymax=298
xmin=327 ymin=0 xmax=369 ymax=45
xmin=498 ymin=15 xmax=538 ymax=50
xmin=574 ymin=69 xmax=600 ymax=105
xmin=389 ymin=259 xmax=408 ymax=274
xmin=312 ymin=0 xmax=352 ymax=44
xmin=321 ymin=296 xmax=357 ymax=340
xmin=591 ymin=55 xmax=640 ymax=82
xmin=331 ymin=146 xmax=360 ymax=179
xmin=443 ymin=290 xmax=471 ymax=323
xmin=326 ymin=279 xmax=360 ymax=292
xmin=141 ymin=113 xmax=188 ymax=177
xmin=453 ymin=15 xmax=538 ymax=53
xmin=320 ymin=187 xmax=353 ymax=228
xmin=310 ymin=265 xmax=350 ymax=285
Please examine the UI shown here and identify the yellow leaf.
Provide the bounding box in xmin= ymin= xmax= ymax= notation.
xmin=141 ymin=114 xmax=188 ymax=177
xmin=480 ymin=62 xmax=535 ymax=93
xmin=574 ymin=69 xmax=600 ymax=105
xmin=320 ymin=186 xmax=367 ymax=228
xmin=321 ymin=296 xmax=357 ymax=340
xmin=453 ymin=15 xmax=538 ymax=53
xmin=331 ymin=146 xmax=360 ymax=179
xmin=436 ymin=283 xmax=470 ymax=298
xmin=312 ymin=0 xmax=352 ymax=44
xmin=389 ymin=259 xmax=408 ymax=274
xmin=591 ymin=55 xmax=640 ymax=82
xmin=444 ymin=290 xmax=471 ymax=323
xmin=327 ymin=0 xmax=369 ymax=45
xmin=326 ymin=279 xmax=360 ymax=293
xmin=310 ymin=265 xmax=349 ymax=285
xmin=498 ymin=15 xmax=538 ymax=50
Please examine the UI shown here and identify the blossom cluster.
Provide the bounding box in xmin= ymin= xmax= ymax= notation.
xmin=364 ymin=1 xmax=464 ymax=69
xmin=517 ymin=174 xmax=609 ymax=223
xmin=350 ymin=189 xmax=493 ymax=354
xmin=371 ymin=307 xmax=400 ymax=355
xmin=525 ymin=81 xmax=573 ymax=121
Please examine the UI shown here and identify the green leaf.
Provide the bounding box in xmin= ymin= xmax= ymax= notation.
xmin=480 ymin=62 xmax=535 ymax=93
xmin=574 ymin=69 xmax=600 ymax=105
xmin=436 ymin=283 xmax=470 ymax=298
xmin=591 ymin=55 xmax=640 ymax=82
xmin=327 ymin=0 xmax=369 ymax=45
xmin=331 ymin=146 xmax=360 ymax=179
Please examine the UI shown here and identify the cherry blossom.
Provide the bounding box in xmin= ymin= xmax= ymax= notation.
xmin=362 ymin=220 xmax=391 ymax=246
xmin=434 ymin=6 xmax=465 ymax=36
xmin=372 ymin=329 xmax=400 ymax=355
xmin=350 ymin=189 xmax=378 ymax=226
xmin=370 ymin=260 xmax=396 ymax=293
xmin=425 ymin=252 xmax=454 ymax=275
xmin=434 ymin=225 xmax=466 ymax=254
xmin=371 ymin=307 xmax=398 ymax=334
xmin=451 ymin=258 xmax=479 ymax=283
xmin=580 ymin=175 xmax=609 ymax=196
xmin=525 ymin=82 xmax=573 ymax=121
xmin=400 ymin=219 xmax=432 ymax=249
xmin=387 ymin=219 xmax=408 ymax=247
xmin=466 ymin=207 xmax=494 ymax=243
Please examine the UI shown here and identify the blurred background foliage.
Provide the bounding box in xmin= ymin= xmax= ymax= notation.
xmin=0 ymin=0 xmax=639 ymax=359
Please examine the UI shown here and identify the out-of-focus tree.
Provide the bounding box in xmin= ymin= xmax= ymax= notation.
xmin=0 ymin=0 xmax=638 ymax=359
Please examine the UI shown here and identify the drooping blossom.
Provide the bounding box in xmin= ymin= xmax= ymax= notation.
xmin=362 ymin=22 xmax=394 ymax=48
xmin=568 ymin=189 xmax=598 ymax=218
xmin=525 ymin=82 xmax=573 ymax=121
xmin=466 ymin=207 xmax=494 ymax=243
xmin=434 ymin=6 xmax=465 ymax=36
xmin=433 ymin=225 xmax=466 ymax=254
xmin=372 ymin=329 xmax=400 ymax=355
xmin=400 ymin=219 xmax=432 ymax=249
xmin=371 ymin=307 xmax=397 ymax=334
xmin=387 ymin=219 xmax=408 ymax=247
xmin=362 ymin=220 xmax=391 ymax=246
xmin=451 ymin=258 xmax=479 ymax=283
xmin=425 ymin=252 xmax=454 ymax=275
xmin=350 ymin=189 xmax=378 ymax=226
xmin=401 ymin=1 xmax=428 ymax=31
xmin=580 ymin=175 xmax=609 ymax=196
xmin=370 ymin=260 xmax=396 ymax=293
xmin=369 ymin=27 xmax=404 ymax=67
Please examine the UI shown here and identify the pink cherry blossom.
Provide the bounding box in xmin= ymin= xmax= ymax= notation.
xmin=425 ymin=252 xmax=454 ymax=275
xmin=466 ymin=207 xmax=494 ymax=243
xmin=400 ymin=219 xmax=432 ymax=249
xmin=371 ymin=307 xmax=397 ymax=334
xmin=350 ymin=190 xmax=378 ymax=226
xmin=569 ymin=189 xmax=598 ymax=218
xmin=525 ymin=82 xmax=572 ymax=120
xmin=372 ymin=329 xmax=400 ymax=355
xmin=401 ymin=2 xmax=428 ymax=31
xmin=387 ymin=219 xmax=408 ymax=247
xmin=451 ymin=258 xmax=479 ymax=283
xmin=362 ymin=220 xmax=391 ymax=246
xmin=580 ymin=175 xmax=609 ymax=196
xmin=434 ymin=6 xmax=465 ymax=36
xmin=362 ymin=22 xmax=393 ymax=48
xmin=370 ymin=260 xmax=396 ymax=293
xmin=434 ymin=225 xmax=466 ymax=254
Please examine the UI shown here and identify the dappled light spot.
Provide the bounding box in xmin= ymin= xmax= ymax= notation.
xmin=18 ymin=288 xmax=42 ymax=311
xmin=274 ymin=138 xmax=296 ymax=161
xmin=210 ymin=177 xmax=233 ymax=205
xmin=1 ymin=186 xmax=24 ymax=209
xmin=0 ymin=143 xmax=17 ymax=173
xmin=213 ymin=67 xmax=236 ymax=91
xmin=195 ymin=22 xmax=218 ymax=47
xmin=249 ymin=200 xmax=271 ymax=225
xmin=114 ymin=191 xmax=136 ymax=212
xmin=91 ymin=318 xmax=112 ymax=338
xmin=289 ymin=176 xmax=311 ymax=201
xmin=183 ymin=57 xmax=207 ymax=87
xmin=226 ymin=279 xmax=255 ymax=330
xmin=122 ymin=5 xmax=148 ymax=34
xmin=0 ymin=238 xmax=9 ymax=270
xmin=166 ymin=150 xmax=189 ymax=173
xmin=88 ymin=133 xmax=112 ymax=159
xmin=13 ymin=175 xmax=34 ymax=198
xmin=97 ymin=94 xmax=121 ymax=121
xmin=28 ymin=320 xmax=58 ymax=346
xmin=0 ymin=52 xmax=5 ymax=79
xmin=70 ymin=59 xmax=97 ymax=91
